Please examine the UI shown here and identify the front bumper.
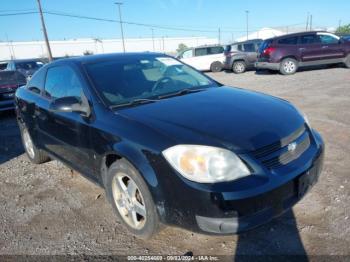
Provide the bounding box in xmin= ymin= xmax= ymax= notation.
xmin=154 ymin=129 xmax=324 ymax=234
xmin=195 ymin=151 xmax=323 ymax=233
xmin=0 ymin=99 xmax=15 ymax=111
xmin=255 ymin=61 xmax=280 ymax=71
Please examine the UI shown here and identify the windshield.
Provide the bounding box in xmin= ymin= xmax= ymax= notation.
xmin=258 ymin=39 xmax=273 ymax=53
xmin=85 ymin=56 xmax=218 ymax=107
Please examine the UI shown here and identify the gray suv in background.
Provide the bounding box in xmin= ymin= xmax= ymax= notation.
xmin=224 ymin=39 xmax=262 ymax=73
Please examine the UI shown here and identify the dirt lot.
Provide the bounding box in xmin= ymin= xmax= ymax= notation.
xmin=0 ymin=67 xmax=349 ymax=259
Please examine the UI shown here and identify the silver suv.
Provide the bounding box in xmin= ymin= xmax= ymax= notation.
xmin=224 ymin=39 xmax=262 ymax=73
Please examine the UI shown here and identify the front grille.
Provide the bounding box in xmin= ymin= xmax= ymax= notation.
xmin=252 ymin=125 xmax=311 ymax=169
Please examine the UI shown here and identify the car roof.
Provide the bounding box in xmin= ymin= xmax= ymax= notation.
xmin=49 ymin=52 xmax=168 ymax=66
xmin=227 ymin=39 xmax=263 ymax=45
xmin=264 ymin=31 xmax=330 ymax=41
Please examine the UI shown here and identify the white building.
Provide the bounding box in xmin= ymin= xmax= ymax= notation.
xmin=0 ymin=36 xmax=218 ymax=60
xmin=236 ymin=28 xmax=285 ymax=42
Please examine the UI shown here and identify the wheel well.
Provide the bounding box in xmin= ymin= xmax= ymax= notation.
xmin=281 ymin=56 xmax=298 ymax=62
xmin=105 ymin=154 xmax=122 ymax=169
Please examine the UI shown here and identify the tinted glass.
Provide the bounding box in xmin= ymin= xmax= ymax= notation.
xmin=319 ymin=34 xmax=339 ymax=44
xmin=194 ymin=48 xmax=208 ymax=56
xmin=0 ymin=71 xmax=26 ymax=85
xmin=27 ymin=67 xmax=46 ymax=90
xmin=258 ymin=39 xmax=273 ymax=53
xmin=243 ymin=43 xmax=255 ymax=52
xmin=0 ymin=63 xmax=8 ymax=71
xmin=15 ymin=61 xmax=42 ymax=70
xmin=208 ymin=46 xmax=224 ymax=54
xmin=300 ymin=34 xmax=320 ymax=44
xmin=85 ymin=56 xmax=217 ymax=106
xmin=278 ymin=36 xmax=298 ymax=45
xmin=44 ymin=66 xmax=82 ymax=100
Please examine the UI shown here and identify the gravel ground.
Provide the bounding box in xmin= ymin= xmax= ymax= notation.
xmin=0 ymin=66 xmax=349 ymax=259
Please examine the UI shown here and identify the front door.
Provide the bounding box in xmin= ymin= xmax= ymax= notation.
xmin=36 ymin=65 xmax=94 ymax=175
xmin=298 ymin=33 xmax=324 ymax=62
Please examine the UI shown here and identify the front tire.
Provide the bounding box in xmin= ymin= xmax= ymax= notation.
xmin=19 ymin=124 xmax=50 ymax=164
xmin=104 ymin=159 xmax=160 ymax=239
xmin=279 ymin=58 xmax=298 ymax=75
xmin=210 ymin=61 xmax=223 ymax=72
xmin=232 ymin=60 xmax=246 ymax=74
xmin=344 ymin=55 xmax=350 ymax=68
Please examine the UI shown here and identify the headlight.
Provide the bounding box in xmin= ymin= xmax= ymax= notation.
xmin=295 ymin=107 xmax=311 ymax=127
xmin=162 ymin=145 xmax=250 ymax=183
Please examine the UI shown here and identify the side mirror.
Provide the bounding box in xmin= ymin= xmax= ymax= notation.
xmin=49 ymin=96 xmax=91 ymax=117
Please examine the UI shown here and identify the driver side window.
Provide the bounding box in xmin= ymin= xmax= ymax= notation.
xmin=44 ymin=66 xmax=83 ymax=100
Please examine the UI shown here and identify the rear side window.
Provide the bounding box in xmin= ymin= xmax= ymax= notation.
xmin=15 ymin=61 xmax=42 ymax=70
xmin=243 ymin=43 xmax=255 ymax=52
xmin=27 ymin=67 xmax=47 ymax=94
xmin=194 ymin=48 xmax=208 ymax=56
xmin=44 ymin=66 xmax=83 ymax=100
xmin=300 ymin=34 xmax=320 ymax=44
xmin=278 ymin=36 xmax=298 ymax=45
xmin=208 ymin=46 xmax=224 ymax=54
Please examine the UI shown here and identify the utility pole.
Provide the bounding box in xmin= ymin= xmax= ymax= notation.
xmin=115 ymin=2 xmax=126 ymax=52
xmin=218 ymin=28 xmax=221 ymax=44
xmin=310 ymin=14 xmax=313 ymax=31
xmin=36 ymin=0 xmax=53 ymax=61
xmin=151 ymin=28 xmax=155 ymax=51
xmin=245 ymin=10 xmax=249 ymax=40
xmin=306 ymin=12 xmax=309 ymax=31
xmin=338 ymin=19 xmax=342 ymax=29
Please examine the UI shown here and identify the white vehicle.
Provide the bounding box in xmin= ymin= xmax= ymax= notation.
xmin=177 ymin=45 xmax=225 ymax=72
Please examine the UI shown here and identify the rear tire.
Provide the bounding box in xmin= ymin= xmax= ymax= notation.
xmin=104 ymin=159 xmax=160 ymax=239
xmin=279 ymin=58 xmax=298 ymax=75
xmin=19 ymin=124 xmax=50 ymax=164
xmin=232 ymin=61 xmax=246 ymax=74
xmin=210 ymin=61 xmax=223 ymax=72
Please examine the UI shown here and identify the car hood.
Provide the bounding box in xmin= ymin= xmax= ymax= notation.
xmin=117 ymin=87 xmax=305 ymax=152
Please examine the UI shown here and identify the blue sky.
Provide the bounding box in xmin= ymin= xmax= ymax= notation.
xmin=0 ymin=0 xmax=349 ymax=42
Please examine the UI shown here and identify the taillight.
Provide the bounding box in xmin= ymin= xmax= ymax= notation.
xmin=263 ymin=47 xmax=276 ymax=56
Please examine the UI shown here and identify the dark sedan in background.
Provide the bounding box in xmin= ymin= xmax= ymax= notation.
xmin=0 ymin=70 xmax=26 ymax=111
xmin=15 ymin=53 xmax=324 ymax=239
xmin=0 ymin=59 xmax=45 ymax=80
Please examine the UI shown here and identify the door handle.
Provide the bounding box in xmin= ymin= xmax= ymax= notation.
xmin=322 ymin=46 xmax=329 ymax=49
xmin=299 ymin=48 xmax=306 ymax=51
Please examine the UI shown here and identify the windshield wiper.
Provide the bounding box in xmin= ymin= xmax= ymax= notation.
xmin=158 ymin=88 xmax=206 ymax=99
xmin=110 ymin=98 xmax=158 ymax=109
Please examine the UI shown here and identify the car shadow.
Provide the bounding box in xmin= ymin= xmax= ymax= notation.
xmin=0 ymin=110 xmax=24 ymax=165
xmin=234 ymin=209 xmax=308 ymax=261
xmin=254 ymin=64 xmax=346 ymax=75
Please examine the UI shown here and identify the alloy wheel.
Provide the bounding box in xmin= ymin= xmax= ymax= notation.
xmin=283 ymin=61 xmax=296 ymax=74
xmin=112 ymin=173 xmax=147 ymax=230
xmin=22 ymin=128 xmax=35 ymax=159
xmin=234 ymin=62 xmax=245 ymax=73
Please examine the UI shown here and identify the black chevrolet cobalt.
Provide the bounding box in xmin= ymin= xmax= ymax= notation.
xmin=15 ymin=53 xmax=324 ymax=239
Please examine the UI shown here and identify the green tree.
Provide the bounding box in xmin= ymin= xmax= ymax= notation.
xmin=336 ymin=24 xmax=350 ymax=34
xmin=176 ymin=43 xmax=189 ymax=54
